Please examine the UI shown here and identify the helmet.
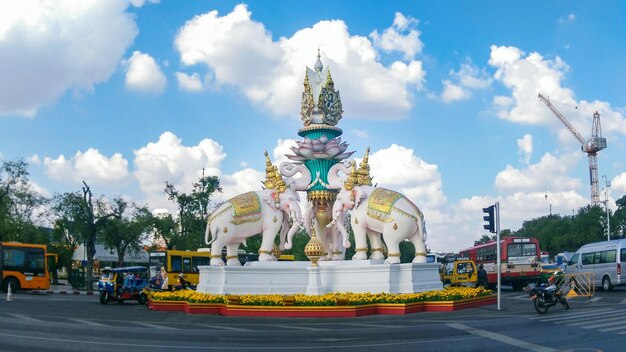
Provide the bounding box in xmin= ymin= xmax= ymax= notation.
xmin=178 ymin=273 xmax=184 ymax=278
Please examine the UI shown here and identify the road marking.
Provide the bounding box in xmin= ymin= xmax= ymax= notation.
xmin=530 ymin=308 xmax=614 ymax=321
xmin=342 ymin=322 xmax=406 ymax=329
xmin=599 ymin=322 xmax=626 ymax=332
xmin=589 ymin=296 xmax=602 ymax=303
xmin=269 ymin=324 xmax=330 ymax=331
xmin=6 ymin=313 xmax=44 ymax=322
xmin=447 ymin=323 xmax=558 ymax=352
xmin=541 ymin=308 xmax=617 ymax=322
xmin=620 ymin=299 xmax=626 ymax=305
xmin=69 ymin=318 xmax=108 ymax=327
xmin=200 ymin=324 xmax=254 ymax=332
xmin=580 ymin=318 xmax=626 ymax=329
xmin=133 ymin=322 xmax=178 ymax=330
xmin=569 ymin=315 xmax=625 ymax=327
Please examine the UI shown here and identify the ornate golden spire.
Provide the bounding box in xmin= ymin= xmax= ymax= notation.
xmin=344 ymin=163 xmax=358 ymax=191
xmin=263 ymin=150 xmax=287 ymax=194
xmin=356 ymin=147 xmax=372 ymax=186
xmin=263 ymin=150 xmax=276 ymax=190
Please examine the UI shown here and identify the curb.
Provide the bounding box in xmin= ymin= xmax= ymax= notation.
xmin=32 ymin=289 xmax=95 ymax=295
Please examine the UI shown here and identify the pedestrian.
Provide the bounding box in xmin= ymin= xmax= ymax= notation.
xmin=477 ymin=264 xmax=488 ymax=288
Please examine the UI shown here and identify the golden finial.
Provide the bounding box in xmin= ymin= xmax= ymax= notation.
xmin=325 ymin=69 xmax=334 ymax=88
xmin=273 ymin=165 xmax=287 ymax=194
xmin=263 ymin=151 xmax=276 ymax=190
xmin=356 ymin=147 xmax=372 ymax=186
xmin=304 ymin=227 xmax=324 ymax=266
xmin=344 ymin=163 xmax=358 ymax=191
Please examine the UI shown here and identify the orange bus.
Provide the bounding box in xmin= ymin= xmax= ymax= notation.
xmin=459 ymin=236 xmax=542 ymax=290
xmin=0 ymin=242 xmax=56 ymax=292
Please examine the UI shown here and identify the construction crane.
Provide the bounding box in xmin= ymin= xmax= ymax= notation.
xmin=538 ymin=93 xmax=607 ymax=205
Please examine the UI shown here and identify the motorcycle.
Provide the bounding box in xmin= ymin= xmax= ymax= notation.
xmin=525 ymin=276 xmax=569 ymax=314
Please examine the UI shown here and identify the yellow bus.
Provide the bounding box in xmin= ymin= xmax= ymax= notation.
xmin=1 ymin=242 xmax=56 ymax=292
xmin=148 ymin=250 xmax=211 ymax=290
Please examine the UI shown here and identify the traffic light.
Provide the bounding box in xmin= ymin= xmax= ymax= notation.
xmin=483 ymin=205 xmax=495 ymax=233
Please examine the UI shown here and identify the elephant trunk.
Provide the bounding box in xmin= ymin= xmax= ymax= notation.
xmin=284 ymin=202 xmax=303 ymax=250
xmin=332 ymin=208 xmax=351 ymax=248
xmin=205 ymin=221 xmax=215 ymax=246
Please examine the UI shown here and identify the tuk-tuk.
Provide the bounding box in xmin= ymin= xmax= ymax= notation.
xmin=98 ymin=266 xmax=148 ymax=305
xmin=440 ymin=258 xmax=478 ymax=287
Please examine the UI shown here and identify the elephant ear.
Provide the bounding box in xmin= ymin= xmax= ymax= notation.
xmin=353 ymin=186 xmax=366 ymax=208
xmin=263 ymin=190 xmax=279 ymax=210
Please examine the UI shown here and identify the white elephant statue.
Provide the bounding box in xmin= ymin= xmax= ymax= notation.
xmin=205 ymin=187 xmax=303 ymax=266
xmin=330 ymin=184 xmax=427 ymax=264
xmin=205 ymin=153 xmax=303 ymax=266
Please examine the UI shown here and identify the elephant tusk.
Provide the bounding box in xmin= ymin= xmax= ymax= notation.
xmin=326 ymin=219 xmax=336 ymax=228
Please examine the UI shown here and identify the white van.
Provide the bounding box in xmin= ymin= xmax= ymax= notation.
xmin=565 ymin=239 xmax=626 ymax=291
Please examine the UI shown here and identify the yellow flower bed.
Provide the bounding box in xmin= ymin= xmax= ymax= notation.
xmin=151 ymin=290 xmax=227 ymax=304
xmin=151 ymin=287 xmax=491 ymax=306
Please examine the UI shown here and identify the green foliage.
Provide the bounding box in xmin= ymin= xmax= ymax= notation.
xmin=100 ymin=201 xmax=152 ymax=266
xmin=0 ymin=159 xmax=48 ymax=242
xmin=162 ymin=173 xmax=222 ymax=250
xmin=513 ymin=204 xmax=620 ymax=255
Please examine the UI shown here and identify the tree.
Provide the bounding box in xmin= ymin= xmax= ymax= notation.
xmin=474 ymin=234 xmax=496 ymax=246
xmin=100 ymin=200 xmax=152 ymax=267
xmin=0 ymin=159 xmax=47 ymax=242
xmin=51 ymin=182 xmax=121 ymax=292
xmin=613 ymin=195 xmax=626 ymax=239
xmin=162 ymin=172 xmax=222 ymax=250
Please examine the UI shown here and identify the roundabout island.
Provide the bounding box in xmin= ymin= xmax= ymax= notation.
xmin=148 ymin=53 xmax=496 ymax=317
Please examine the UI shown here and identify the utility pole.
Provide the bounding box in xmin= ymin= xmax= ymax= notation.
xmin=603 ymin=175 xmax=611 ymax=241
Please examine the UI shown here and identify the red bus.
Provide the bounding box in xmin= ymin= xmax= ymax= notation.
xmin=459 ymin=236 xmax=542 ymax=289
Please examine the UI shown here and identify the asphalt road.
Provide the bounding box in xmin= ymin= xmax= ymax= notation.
xmin=0 ymin=287 xmax=625 ymax=352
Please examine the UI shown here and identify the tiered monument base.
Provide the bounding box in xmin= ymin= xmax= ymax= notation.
xmin=197 ymin=260 xmax=442 ymax=295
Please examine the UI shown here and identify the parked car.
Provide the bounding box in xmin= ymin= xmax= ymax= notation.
xmin=565 ymin=239 xmax=626 ymax=291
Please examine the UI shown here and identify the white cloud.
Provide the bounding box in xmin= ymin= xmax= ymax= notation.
xmin=175 ymin=72 xmax=203 ymax=92
xmin=365 ymin=144 xmax=445 ymax=208
xmin=440 ymin=80 xmax=470 ymax=103
xmin=352 ymin=130 xmax=369 ymax=139
xmin=124 ymin=51 xmax=167 ymax=93
xmin=455 ymin=62 xmax=492 ymax=90
xmin=0 ymin=0 xmax=138 ymax=117
xmin=133 ymin=132 xmax=226 ymax=210
xmin=612 ymin=172 xmax=626 ymax=195
xmin=43 ymin=148 xmax=130 ymax=186
xmin=174 ymin=4 xmax=425 ymax=120
xmin=218 ymin=168 xmax=264 ymax=202
xmin=369 ymin=12 xmax=423 ymax=60
xmin=495 ymin=152 xmax=581 ymax=193
xmin=517 ymin=134 xmax=533 ymax=164
xmin=128 ymin=0 xmax=159 ymax=7
xmin=488 ymin=45 xmax=626 ymax=146
xmin=439 ymin=61 xmax=491 ymax=103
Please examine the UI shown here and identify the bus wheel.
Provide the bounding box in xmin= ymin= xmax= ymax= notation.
xmin=2 ymin=278 xmax=19 ymax=293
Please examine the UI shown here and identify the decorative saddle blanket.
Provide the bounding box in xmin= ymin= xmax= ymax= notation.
xmin=229 ymin=192 xmax=262 ymax=225
xmin=366 ymin=188 xmax=402 ymax=223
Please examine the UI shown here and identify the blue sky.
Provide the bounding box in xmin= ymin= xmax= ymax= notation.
xmin=1 ymin=1 xmax=625 ymax=252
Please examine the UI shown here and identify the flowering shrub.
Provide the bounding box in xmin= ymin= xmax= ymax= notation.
xmin=151 ymin=290 xmax=226 ymax=304
xmin=151 ymin=287 xmax=492 ymax=306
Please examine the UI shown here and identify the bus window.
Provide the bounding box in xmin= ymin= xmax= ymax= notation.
xmin=193 ymin=257 xmax=209 ymax=272
xmin=3 ymin=248 xmax=26 ymax=270
xmin=183 ymin=257 xmax=192 ymax=273
xmin=171 ymin=256 xmax=182 ymax=272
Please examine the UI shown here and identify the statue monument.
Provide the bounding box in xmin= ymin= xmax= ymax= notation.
xmin=197 ymin=52 xmax=441 ymax=295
